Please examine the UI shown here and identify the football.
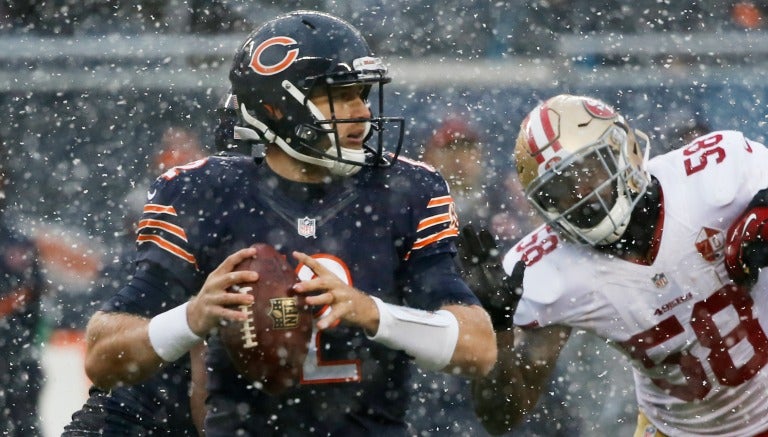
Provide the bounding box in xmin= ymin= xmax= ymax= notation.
xmin=219 ymin=243 xmax=312 ymax=395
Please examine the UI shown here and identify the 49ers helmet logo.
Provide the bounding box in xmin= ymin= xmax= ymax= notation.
xmin=582 ymin=98 xmax=616 ymax=119
xmin=249 ymin=36 xmax=299 ymax=76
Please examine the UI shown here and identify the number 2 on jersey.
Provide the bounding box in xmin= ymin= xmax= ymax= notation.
xmin=297 ymin=254 xmax=362 ymax=385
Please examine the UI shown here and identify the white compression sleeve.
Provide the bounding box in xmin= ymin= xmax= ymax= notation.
xmin=367 ymin=296 xmax=459 ymax=371
xmin=147 ymin=302 xmax=203 ymax=362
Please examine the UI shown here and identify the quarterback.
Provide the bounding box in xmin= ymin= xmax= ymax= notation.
xmin=83 ymin=11 xmax=495 ymax=436
xmin=466 ymin=94 xmax=768 ymax=436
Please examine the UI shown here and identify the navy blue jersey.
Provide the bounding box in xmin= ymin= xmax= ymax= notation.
xmin=103 ymin=155 xmax=478 ymax=435
xmin=0 ymin=220 xmax=45 ymax=436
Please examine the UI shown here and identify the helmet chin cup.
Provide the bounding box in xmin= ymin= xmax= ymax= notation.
xmin=326 ymin=146 xmax=365 ymax=176
xmin=327 ymin=121 xmax=370 ymax=176
xmin=241 ymin=103 xmax=365 ymax=177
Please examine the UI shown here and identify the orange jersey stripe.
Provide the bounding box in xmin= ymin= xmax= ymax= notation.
xmin=143 ymin=204 xmax=178 ymax=215
xmin=405 ymin=227 xmax=460 ymax=260
xmin=137 ymin=219 xmax=188 ymax=242
xmin=396 ymin=155 xmax=436 ymax=172
xmin=427 ymin=195 xmax=453 ymax=208
xmin=417 ymin=212 xmax=453 ymax=232
xmin=411 ymin=227 xmax=459 ymax=251
xmin=137 ymin=234 xmax=197 ymax=265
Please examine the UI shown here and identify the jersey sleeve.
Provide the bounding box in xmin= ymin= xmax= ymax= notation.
xmin=397 ymin=158 xmax=460 ymax=262
xmin=654 ymin=131 xmax=768 ymax=210
xmin=392 ymin=158 xmax=477 ymax=309
xmin=133 ymin=159 xmax=211 ymax=292
xmin=503 ymin=225 xmax=577 ymax=328
xmin=98 ymin=159 xmax=218 ymax=316
xmin=400 ymin=251 xmax=480 ymax=311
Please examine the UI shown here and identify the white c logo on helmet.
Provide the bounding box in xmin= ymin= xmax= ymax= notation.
xmin=249 ymin=36 xmax=299 ymax=76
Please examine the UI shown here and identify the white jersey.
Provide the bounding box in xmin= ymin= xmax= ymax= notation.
xmin=505 ymin=131 xmax=768 ymax=436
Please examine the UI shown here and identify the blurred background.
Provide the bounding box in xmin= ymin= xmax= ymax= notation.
xmin=1 ymin=0 xmax=767 ymax=435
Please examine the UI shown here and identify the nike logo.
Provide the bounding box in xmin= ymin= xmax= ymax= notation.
xmin=742 ymin=213 xmax=758 ymax=238
xmin=147 ymin=189 xmax=157 ymax=200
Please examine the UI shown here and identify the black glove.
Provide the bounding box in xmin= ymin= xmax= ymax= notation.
xmin=457 ymin=225 xmax=525 ymax=330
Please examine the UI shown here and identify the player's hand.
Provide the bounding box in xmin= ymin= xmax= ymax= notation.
xmin=291 ymin=251 xmax=379 ymax=332
xmin=187 ymin=247 xmax=258 ymax=336
xmin=457 ymin=225 xmax=524 ymax=330
xmin=725 ymin=204 xmax=768 ymax=286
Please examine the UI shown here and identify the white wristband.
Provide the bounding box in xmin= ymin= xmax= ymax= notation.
xmin=367 ymin=296 xmax=459 ymax=371
xmin=148 ymin=302 xmax=203 ymax=362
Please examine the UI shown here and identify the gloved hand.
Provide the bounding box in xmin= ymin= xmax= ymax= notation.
xmin=456 ymin=225 xmax=525 ymax=330
xmin=725 ymin=203 xmax=768 ymax=286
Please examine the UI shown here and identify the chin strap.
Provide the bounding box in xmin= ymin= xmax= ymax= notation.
xmin=239 ymin=101 xmax=364 ymax=177
xmin=240 ymin=104 xmax=331 ymax=168
xmin=282 ymin=80 xmax=366 ymax=176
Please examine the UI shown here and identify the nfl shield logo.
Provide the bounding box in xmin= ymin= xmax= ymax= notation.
xmin=297 ymin=217 xmax=316 ymax=238
xmin=268 ymin=297 xmax=300 ymax=329
xmin=652 ymin=273 xmax=669 ymax=288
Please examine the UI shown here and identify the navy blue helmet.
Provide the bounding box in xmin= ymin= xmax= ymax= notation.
xmin=229 ymin=10 xmax=404 ymax=176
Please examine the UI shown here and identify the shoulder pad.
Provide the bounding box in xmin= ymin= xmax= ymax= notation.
xmin=503 ymin=224 xmax=565 ymax=304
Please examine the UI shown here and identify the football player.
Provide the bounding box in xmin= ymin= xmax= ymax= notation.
xmin=464 ymin=94 xmax=768 ymax=437
xmin=83 ymin=10 xmax=496 ymax=436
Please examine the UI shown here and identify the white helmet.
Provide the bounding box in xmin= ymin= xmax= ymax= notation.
xmin=514 ymin=94 xmax=651 ymax=245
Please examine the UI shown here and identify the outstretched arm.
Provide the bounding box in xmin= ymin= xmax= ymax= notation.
xmin=472 ymin=325 xmax=571 ymax=435
xmin=84 ymin=248 xmax=258 ymax=389
xmin=455 ymin=225 xmax=571 ymax=433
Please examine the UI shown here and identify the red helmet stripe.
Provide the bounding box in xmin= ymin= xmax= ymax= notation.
xmin=538 ymin=102 xmax=562 ymax=153
xmin=526 ymin=122 xmax=544 ymax=164
xmin=527 ymin=102 xmax=561 ymax=164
